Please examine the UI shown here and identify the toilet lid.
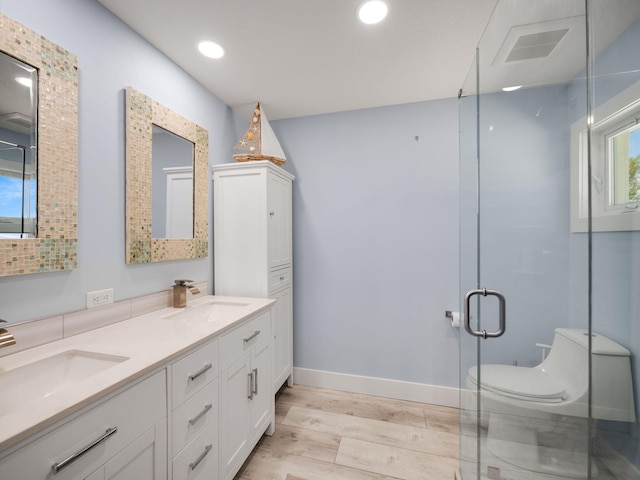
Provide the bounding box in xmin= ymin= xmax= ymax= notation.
xmin=468 ymin=365 xmax=567 ymax=401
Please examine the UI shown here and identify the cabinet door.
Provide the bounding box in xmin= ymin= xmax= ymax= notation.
xmin=219 ymin=355 xmax=251 ymax=480
xmin=214 ymin=169 xmax=268 ymax=297
xmin=0 ymin=372 xmax=166 ymax=480
xmin=86 ymin=468 xmax=105 ymax=480
xmin=250 ymin=341 xmax=272 ymax=445
xmin=271 ymin=287 xmax=292 ymax=392
xmin=104 ymin=420 xmax=167 ymax=480
xmin=267 ymin=171 xmax=292 ymax=268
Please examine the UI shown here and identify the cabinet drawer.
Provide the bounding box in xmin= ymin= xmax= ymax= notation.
xmin=172 ymin=379 xmax=219 ymax=455
xmin=269 ymin=266 xmax=291 ymax=293
xmin=172 ymin=340 xmax=219 ymax=408
xmin=220 ymin=311 xmax=270 ymax=371
xmin=172 ymin=417 xmax=218 ymax=480
xmin=0 ymin=371 xmax=166 ymax=480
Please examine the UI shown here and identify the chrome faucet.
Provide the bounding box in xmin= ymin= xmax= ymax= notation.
xmin=172 ymin=280 xmax=200 ymax=308
xmin=0 ymin=319 xmax=16 ymax=348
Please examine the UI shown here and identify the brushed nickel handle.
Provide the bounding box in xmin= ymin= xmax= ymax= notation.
xmin=52 ymin=427 xmax=117 ymax=474
xmin=243 ymin=330 xmax=260 ymax=343
xmin=247 ymin=371 xmax=254 ymax=399
xmin=188 ymin=363 xmax=212 ymax=381
xmin=188 ymin=403 xmax=212 ymax=425
xmin=464 ymin=288 xmax=506 ymax=339
xmin=252 ymin=368 xmax=258 ymax=396
xmin=189 ymin=444 xmax=212 ymax=470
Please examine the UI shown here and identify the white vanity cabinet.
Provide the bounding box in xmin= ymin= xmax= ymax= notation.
xmin=0 ymin=296 xmax=276 ymax=480
xmin=213 ymin=161 xmax=294 ymax=394
xmin=0 ymin=371 xmax=167 ymax=480
xmin=218 ymin=311 xmax=274 ymax=480
xmin=170 ymin=339 xmax=220 ymax=480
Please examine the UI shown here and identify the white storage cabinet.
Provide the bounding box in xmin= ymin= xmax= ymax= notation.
xmin=219 ymin=311 xmax=274 ymax=480
xmin=213 ymin=161 xmax=294 ymax=394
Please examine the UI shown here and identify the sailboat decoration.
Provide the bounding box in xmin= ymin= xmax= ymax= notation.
xmin=233 ymin=103 xmax=287 ymax=166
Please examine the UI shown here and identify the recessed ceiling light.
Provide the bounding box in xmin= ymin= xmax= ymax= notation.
xmin=358 ymin=1 xmax=388 ymax=25
xmin=502 ymin=85 xmax=522 ymax=92
xmin=198 ymin=41 xmax=224 ymax=59
xmin=15 ymin=77 xmax=32 ymax=88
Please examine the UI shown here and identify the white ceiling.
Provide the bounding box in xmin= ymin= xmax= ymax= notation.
xmin=97 ymin=0 xmax=499 ymax=120
xmin=94 ymin=0 xmax=640 ymax=121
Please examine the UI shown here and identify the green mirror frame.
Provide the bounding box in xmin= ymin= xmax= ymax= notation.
xmin=0 ymin=13 xmax=78 ymax=277
xmin=125 ymin=87 xmax=208 ymax=263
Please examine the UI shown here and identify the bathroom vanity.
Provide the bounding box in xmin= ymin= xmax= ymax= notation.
xmin=0 ymin=295 xmax=275 ymax=480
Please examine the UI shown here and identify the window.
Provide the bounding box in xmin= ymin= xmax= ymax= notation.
xmin=608 ymin=124 xmax=640 ymax=206
xmin=571 ymin=80 xmax=640 ymax=232
xmin=0 ymin=148 xmax=36 ymax=239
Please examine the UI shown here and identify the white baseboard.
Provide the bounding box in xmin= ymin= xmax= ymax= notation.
xmin=293 ymin=367 xmax=460 ymax=408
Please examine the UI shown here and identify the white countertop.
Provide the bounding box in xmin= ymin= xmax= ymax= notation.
xmin=0 ymin=295 xmax=275 ymax=453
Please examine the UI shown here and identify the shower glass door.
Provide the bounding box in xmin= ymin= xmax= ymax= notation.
xmin=460 ymin=1 xmax=640 ymax=478
xmin=459 ymin=0 xmax=593 ymax=478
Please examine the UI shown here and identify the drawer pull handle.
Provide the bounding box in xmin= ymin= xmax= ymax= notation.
xmin=243 ymin=330 xmax=260 ymax=343
xmin=52 ymin=427 xmax=118 ymax=474
xmin=189 ymin=444 xmax=212 ymax=470
xmin=279 ymin=276 xmax=285 ymax=281
xmin=252 ymin=368 xmax=258 ymax=396
xmin=247 ymin=371 xmax=254 ymax=399
xmin=188 ymin=363 xmax=212 ymax=381
xmin=188 ymin=403 xmax=213 ymax=425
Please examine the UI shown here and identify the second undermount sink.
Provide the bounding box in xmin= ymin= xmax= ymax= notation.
xmin=163 ymin=299 xmax=250 ymax=322
xmin=0 ymin=350 xmax=129 ymax=412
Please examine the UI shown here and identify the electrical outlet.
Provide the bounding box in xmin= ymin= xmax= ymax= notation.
xmin=86 ymin=288 xmax=114 ymax=308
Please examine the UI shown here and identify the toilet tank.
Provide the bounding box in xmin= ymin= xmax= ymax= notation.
xmin=541 ymin=328 xmax=636 ymax=422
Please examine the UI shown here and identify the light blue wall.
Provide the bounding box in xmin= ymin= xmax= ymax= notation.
xmin=273 ymin=100 xmax=461 ymax=387
xmin=0 ymin=0 xmax=238 ymax=322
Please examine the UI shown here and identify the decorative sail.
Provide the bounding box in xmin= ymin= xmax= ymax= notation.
xmin=233 ymin=103 xmax=286 ymax=166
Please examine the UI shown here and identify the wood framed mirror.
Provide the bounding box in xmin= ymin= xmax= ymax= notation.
xmin=125 ymin=87 xmax=208 ymax=264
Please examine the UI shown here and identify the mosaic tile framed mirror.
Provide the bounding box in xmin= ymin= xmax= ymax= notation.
xmin=125 ymin=87 xmax=209 ymax=264
xmin=0 ymin=13 xmax=78 ymax=277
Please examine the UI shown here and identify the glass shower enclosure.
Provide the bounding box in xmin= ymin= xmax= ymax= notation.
xmin=459 ymin=1 xmax=640 ymax=478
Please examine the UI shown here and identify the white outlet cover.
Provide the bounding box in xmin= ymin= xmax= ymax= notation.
xmin=86 ymin=288 xmax=114 ymax=309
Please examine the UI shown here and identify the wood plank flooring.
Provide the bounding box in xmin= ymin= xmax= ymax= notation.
xmin=234 ymin=384 xmax=460 ymax=480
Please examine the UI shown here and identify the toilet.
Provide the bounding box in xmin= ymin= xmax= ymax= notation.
xmin=464 ymin=328 xmax=636 ymax=478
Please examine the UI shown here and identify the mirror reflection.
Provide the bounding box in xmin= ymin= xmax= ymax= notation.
xmin=152 ymin=124 xmax=195 ymax=239
xmin=125 ymin=87 xmax=208 ymax=264
xmin=0 ymin=51 xmax=38 ymax=239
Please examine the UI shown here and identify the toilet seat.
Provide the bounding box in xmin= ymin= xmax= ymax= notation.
xmin=468 ymin=365 xmax=567 ymax=403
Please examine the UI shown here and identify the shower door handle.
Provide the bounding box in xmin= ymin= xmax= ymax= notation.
xmin=463 ymin=289 xmax=506 ymax=339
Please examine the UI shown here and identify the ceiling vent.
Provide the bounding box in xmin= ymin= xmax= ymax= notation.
xmin=505 ymin=28 xmax=569 ymax=62
xmin=0 ymin=112 xmax=33 ymax=135
xmin=493 ymin=16 xmax=582 ymax=66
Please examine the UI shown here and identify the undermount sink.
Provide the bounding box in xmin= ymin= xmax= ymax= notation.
xmin=0 ymin=350 xmax=128 ymax=412
xmin=163 ymin=299 xmax=250 ymax=322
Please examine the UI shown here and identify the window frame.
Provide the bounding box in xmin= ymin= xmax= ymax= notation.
xmin=571 ymin=79 xmax=640 ymax=232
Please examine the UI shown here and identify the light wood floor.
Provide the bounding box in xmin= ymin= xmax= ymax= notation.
xmin=234 ymin=384 xmax=460 ymax=480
